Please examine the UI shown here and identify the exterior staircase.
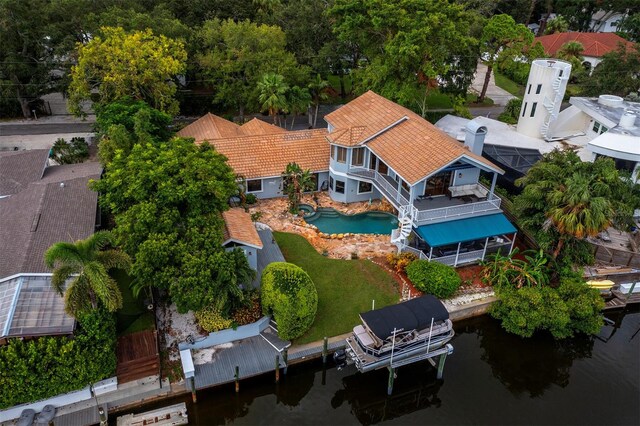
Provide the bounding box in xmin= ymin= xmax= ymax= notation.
xmin=541 ymin=72 xmax=568 ymax=140
xmin=391 ymin=205 xmax=415 ymax=246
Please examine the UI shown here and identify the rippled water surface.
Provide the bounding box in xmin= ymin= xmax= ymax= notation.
xmin=125 ymin=312 xmax=640 ymax=425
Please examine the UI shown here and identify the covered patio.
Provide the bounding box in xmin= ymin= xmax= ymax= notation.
xmin=403 ymin=213 xmax=517 ymax=267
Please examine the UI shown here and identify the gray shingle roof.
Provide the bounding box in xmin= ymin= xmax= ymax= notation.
xmin=0 ymin=149 xmax=49 ymax=196
xmin=0 ymin=152 xmax=102 ymax=278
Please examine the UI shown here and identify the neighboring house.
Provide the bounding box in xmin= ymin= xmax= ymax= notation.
xmin=0 ymin=150 xmax=102 ymax=344
xmin=436 ymin=58 xmax=640 ymax=183
xmin=184 ymin=92 xmax=518 ymax=267
xmin=534 ymin=31 xmax=636 ymax=70
xmin=590 ymin=10 xmax=627 ymax=33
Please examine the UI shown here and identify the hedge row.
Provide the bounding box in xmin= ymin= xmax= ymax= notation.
xmin=0 ymin=309 xmax=117 ymax=408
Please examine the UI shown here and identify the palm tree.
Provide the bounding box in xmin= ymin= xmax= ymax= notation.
xmin=558 ymin=41 xmax=584 ymax=60
xmin=308 ymin=74 xmax=329 ymax=128
xmin=545 ymin=173 xmax=612 ymax=258
xmin=45 ymin=230 xmax=131 ymax=317
xmin=286 ymin=86 xmax=311 ymax=130
xmin=258 ymin=73 xmax=289 ymax=127
xmin=282 ymin=162 xmax=315 ymax=213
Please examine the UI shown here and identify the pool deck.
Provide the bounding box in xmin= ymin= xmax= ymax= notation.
xmin=248 ymin=193 xmax=397 ymax=260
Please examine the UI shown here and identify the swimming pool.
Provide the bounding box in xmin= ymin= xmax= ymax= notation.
xmin=304 ymin=208 xmax=398 ymax=235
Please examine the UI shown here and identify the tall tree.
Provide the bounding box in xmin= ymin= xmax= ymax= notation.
xmin=285 ymin=85 xmax=311 ymax=129
xmin=544 ymin=15 xmax=569 ymax=34
xmin=514 ymin=150 xmax=640 ymax=262
xmin=478 ymin=14 xmax=533 ymax=102
xmin=0 ymin=0 xmax=57 ymax=118
xmin=308 ymin=74 xmax=329 ymax=127
xmin=581 ymin=44 xmax=640 ymax=97
xmin=91 ymin=137 xmax=253 ymax=313
xmin=328 ymin=0 xmax=480 ymax=108
xmin=258 ymin=73 xmax=289 ymax=126
xmin=45 ymin=231 xmax=130 ymax=317
xmin=196 ymin=18 xmax=309 ymax=121
xmin=68 ymin=27 xmax=187 ymax=116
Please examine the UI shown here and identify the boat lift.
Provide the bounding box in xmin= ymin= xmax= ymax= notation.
xmin=342 ymin=297 xmax=455 ymax=395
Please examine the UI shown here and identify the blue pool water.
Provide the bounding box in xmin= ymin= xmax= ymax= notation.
xmin=304 ymin=208 xmax=398 ymax=235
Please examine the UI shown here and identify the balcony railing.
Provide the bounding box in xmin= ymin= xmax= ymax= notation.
xmin=348 ymin=168 xmax=410 ymax=207
xmin=414 ymin=197 xmax=501 ymax=225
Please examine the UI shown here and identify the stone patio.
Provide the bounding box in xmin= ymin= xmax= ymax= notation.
xmin=247 ymin=192 xmax=398 ymax=260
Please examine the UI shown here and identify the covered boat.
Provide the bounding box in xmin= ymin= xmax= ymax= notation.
xmin=345 ymin=295 xmax=454 ymax=372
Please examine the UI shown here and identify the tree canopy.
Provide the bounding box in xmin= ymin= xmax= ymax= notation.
xmin=328 ymin=0 xmax=480 ymax=108
xmin=514 ymin=150 xmax=640 ymax=263
xmin=91 ymin=137 xmax=252 ymax=313
xmin=68 ymin=27 xmax=187 ymax=116
xmin=195 ymin=18 xmax=309 ymax=121
xmin=478 ymin=14 xmax=532 ymax=102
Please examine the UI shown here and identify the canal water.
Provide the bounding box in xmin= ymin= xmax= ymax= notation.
xmin=126 ymin=312 xmax=640 ymax=425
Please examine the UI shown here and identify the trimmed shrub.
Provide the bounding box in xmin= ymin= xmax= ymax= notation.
xmin=0 ymin=309 xmax=116 ymax=408
xmin=261 ymin=262 xmax=318 ymax=340
xmin=195 ymin=306 xmax=233 ymax=332
xmin=245 ymin=193 xmax=258 ymax=205
xmin=406 ymin=260 xmax=461 ymax=299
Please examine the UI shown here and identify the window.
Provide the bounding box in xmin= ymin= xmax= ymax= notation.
xmin=600 ymin=126 xmax=608 ymax=134
xmin=401 ymin=180 xmax=410 ymax=192
xmin=530 ymin=102 xmax=537 ymax=117
xmin=351 ymin=147 xmax=365 ymax=167
xmin=336 ymin=147 xmax=347 ymax=163
xmin=592 ymin=121 xmax=601 ymax=133
xmin=527 ymin=84 xmax=532 ymax=94
xmin=246 ymin=179 xmax=262 ymax=193
xmin=559 ymin=70 xmax=563 ymax=77
xmin=358 ymin=181 xmax=372 ymax=194
xmin=522 ymin=102 xmax=528 ymax=117
xmin=335 ymin=180 xmax=345 ymax=194
xmin=536 ymin=84 xmax=542 ymax=94
xmin=369 ymin=153 xmax=378 ymax=170
xmin=329 ymin=176 xmax=334 ymax=190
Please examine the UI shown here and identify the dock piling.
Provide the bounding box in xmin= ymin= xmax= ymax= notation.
xmin=387 ymin=367 xmax=395 ymax=395
xmin=190 ymin=377 xmax=197 ymax=403
xmin=275 ymin=355 xmax=280 ymax=383
xmin=322 ymin=337 xmax=328 ymax=364
xmin=283 ymin=349 xmax=288 ymax=375
xmin=436 ymin=346 xmax=453 ymax=379
xmin=234 ymin=365 xmax=240 ymax=393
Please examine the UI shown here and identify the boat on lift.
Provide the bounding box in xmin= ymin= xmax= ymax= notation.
xmin=343 ymin=295 xmax=454 ymax=373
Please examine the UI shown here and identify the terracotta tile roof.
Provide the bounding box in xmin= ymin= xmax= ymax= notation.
xmin=325 ymin=91 xmax=502 ymax=184
xmin=240 ymin=118 xmax=287 ymax=135
xmin=534 ymin=32 xmax=636 ymax=58
xmin=199 ymin=129 xmax=329 ymax=179
xmin=222 ymin=208 xmax=263 ymax=249
xmin=177 ymin=113 xmax=243 ymax=141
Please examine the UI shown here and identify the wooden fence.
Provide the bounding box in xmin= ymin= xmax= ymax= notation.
xmin=591 ymin=243 xmax=640 ymax=268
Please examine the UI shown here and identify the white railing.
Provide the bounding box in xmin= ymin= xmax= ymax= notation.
xmin=415 ymin=197 xmax=501 ymax=225
xmin=348 ymin=168 xmax=410 ymax=207
xmin=400 ymin=244 xmax=428 ymax=260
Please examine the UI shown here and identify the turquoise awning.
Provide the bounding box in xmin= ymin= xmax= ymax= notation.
xmin=416 ymin=213 xmax=516 ymax=247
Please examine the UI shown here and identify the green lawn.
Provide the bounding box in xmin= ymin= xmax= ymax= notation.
xmin=494 ymin=71 xmax=524 ymax=97
xmin=112 ymin=269 xmax=154 ymax=335
xmin=273 ymin=232 xmax=399 ymax=344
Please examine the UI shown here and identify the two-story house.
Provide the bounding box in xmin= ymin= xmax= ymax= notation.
xmin=179 ymin=91 xmax=518 ymax=266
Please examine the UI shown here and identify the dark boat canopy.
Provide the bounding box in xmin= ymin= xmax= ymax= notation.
xmin=360 ymin=295 xmax=449 ymax=340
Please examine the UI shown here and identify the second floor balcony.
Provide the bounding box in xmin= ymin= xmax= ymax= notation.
xmin=347 ymin=167 xmax=501 ymax=225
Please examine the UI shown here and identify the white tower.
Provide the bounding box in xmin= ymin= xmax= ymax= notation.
xmin=516 ymin=59 xmax=571 ymax=141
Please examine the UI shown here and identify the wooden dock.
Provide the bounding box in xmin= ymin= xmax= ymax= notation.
xmin=117 ymin=330 xmax=160 ymax=384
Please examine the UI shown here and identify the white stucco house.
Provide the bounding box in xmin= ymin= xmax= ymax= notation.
xmin=436 ymin=58 xmax=640 ymax=182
